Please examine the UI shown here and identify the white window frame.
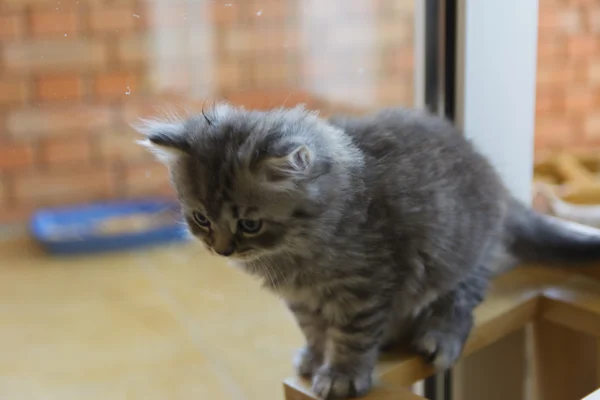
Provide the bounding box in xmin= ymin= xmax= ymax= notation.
xmin=456 ymin=0 xmax=539 ymax=204
xmin=453 ymin=2 xmax=539 ymax=399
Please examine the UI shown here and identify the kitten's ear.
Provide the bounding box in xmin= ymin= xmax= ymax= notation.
xmin=263 ymin=145 xmax=313 ymax=180
xmin=134 ymin=119 xmax=189 ymax=164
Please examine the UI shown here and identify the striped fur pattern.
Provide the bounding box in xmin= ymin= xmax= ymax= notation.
xmin=137 ymin=104 xmax=600 ymax=399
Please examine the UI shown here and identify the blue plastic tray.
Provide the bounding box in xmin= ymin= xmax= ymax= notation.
xmin=29 ymin=199 xmax=190 ymax=255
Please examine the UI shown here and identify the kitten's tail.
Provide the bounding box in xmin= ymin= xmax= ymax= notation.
xmin=505 ymin=197 xmax=600 ymax=265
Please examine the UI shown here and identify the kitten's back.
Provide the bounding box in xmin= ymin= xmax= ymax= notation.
xmin=329 ymin=107 xmax=507 ymax=208
xmin=334 ymin=107 xmax=600 ymax=271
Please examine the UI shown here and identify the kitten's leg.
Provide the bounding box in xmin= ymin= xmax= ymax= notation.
xmin=312 ymin=300 xmax=390 ymax=399
xmin=410 ymin=272 xmax=488 ymax=370
xmin=288 ymin=303 xmax=326 ymax=378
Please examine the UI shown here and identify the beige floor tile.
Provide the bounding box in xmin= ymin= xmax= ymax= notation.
xmin=141 ymin=247 xmax=304 ymax=399
xmin=0 ymin=255 xmax=160 ymax=306
xmin=0 ymin=354 xmax=241 ymax=400
xmin=0 ymin=241 xmax=301 ymax=400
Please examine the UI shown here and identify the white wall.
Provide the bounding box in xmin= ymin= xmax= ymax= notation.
xmin=457 ymin=0 xmax=539 ymax=204
xmin=454 ymin=1 xmax=539 ymax=399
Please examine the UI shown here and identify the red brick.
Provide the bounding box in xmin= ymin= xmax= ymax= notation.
xmin=593 ymin=88 xmax=600 ymax=108
xmin=14 ymin=167 xmax=115 ymax=206
xmin=537 ymin=38 xmax=566 ymax=62
xmin=97 ymin=131 xmax=152 ymax=163
xmin=565 ymin=87 xmax=593 ymax=115
xmin=0 ymin=143 xmax=34 ymax=171
xmin=584 ymin=114 xmax=600 ymax=140
xmin=588 ymin=10 xmax=600 ymax=34
xmin=30 ymin=9 xmax=79 ymax=37
xmin=4 ymin=39 xmax=107 ymax=73
xmin=252 ymin=60 xmax=294 ymax=88
xmin=254 ymin=28 xmax=300 ymax=52
xmin=569 ymin=0 xmax=599 ymax=5
xmin=0 ymin=13 xmax=24 ymax=40
xmin=129 ymin=2 xmax=148 ymax=29
xmin=2 ymin=0 xmax=82 ymax=6
xmin=382 ymin=47 xmax=414 ymax=76
xmin=378 ymin=82 xmax=414 ymax=107
xmin=40 ymin=136 xmax=92 ymax=165
xmin=123 ymin=162 xmax=173 ymax=198
xmin=278 ymin=29 xmax=306 ymax=52
xmin=588 ymin=60 xmax=600 ymax=84
xmin=6 ymin=105 xmax=115 ymax=139
xmin=117 ymin=34 xmax=150 ymax=65
xmin=222 ymin=28 xmax=255 ymax=54
xmin=538 ymin=9 xmax=559 ymax=32
xmin=536 ymin=89 xmax=564 ymax=115
xmin=558 ymin=8 xmax=582 ymax=35
xmin=36 ymin=75 xmax=83 ymax=101
xmin=535 ymin=118 xmax=574 ymax=148
xmin=566 ymin=62 xmax=589 ymax=84
xmin=122 ymin=100 xmax=160 ymax=125
xmin=94 ymin=72 xmax=139 ymax=98
xmin=0 ymin=204 xmax=38 ymax=224
xmin=0 ymin=114 xmax=6 ymax=137
xmin=377 ymin=21 xmax=413 ymax=45
xmin=211 ymin=2 xmax=239 ymax=24
xmin=90 ymin=5 xmax=136 ymax=33
xmin=0 ymin=78 xmax=27 ymax=106
xmin=567 ymin=36 xmax=596 ymax=59
xmin=121 ymin=97 xmax=197 ymax=125
xmin=0 ymin=177 xmax=7 ymax=206
xmin=248 ymin=1 xmax=292 ymax=21
xmin=537 ymin=65 xmax=569 ymax=88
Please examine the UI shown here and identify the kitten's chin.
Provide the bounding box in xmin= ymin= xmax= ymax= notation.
xmin=228 ymin=251 xmax=264 ymax=262
xmin=225 ymin=258 xmax=257 ymax=274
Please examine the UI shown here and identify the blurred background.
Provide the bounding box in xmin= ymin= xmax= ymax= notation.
xmin=0 ymin=0 xmax=596 ymax=224
xmin=0 ymin=0 xmax=596 ymax=223
xmin=0 ymin=1 xmax=598 ymax=400
xmin=0 ymin=0 xmax=415 ymax=223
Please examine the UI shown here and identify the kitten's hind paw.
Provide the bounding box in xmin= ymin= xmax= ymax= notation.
xmin=312 ymin=366 xmax=372 ymax=399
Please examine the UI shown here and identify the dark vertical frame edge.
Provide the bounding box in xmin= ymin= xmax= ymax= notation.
xmin=423 ymin=0 xmax=458 ymax=399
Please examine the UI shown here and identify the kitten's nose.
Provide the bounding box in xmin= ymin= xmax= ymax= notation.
xmin=215 ymin=245 xmax=235 ymax=257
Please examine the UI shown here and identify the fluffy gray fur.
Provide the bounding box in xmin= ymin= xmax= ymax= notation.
xmin=137 ymin=104 xmax=600 ymax=399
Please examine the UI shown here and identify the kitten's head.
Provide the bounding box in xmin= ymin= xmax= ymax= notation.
xmin=137 ymin=103 xmax=362 ymax=262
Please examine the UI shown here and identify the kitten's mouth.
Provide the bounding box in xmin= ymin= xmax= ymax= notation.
xmin=195 ymin=238 xmax=264 ymax=261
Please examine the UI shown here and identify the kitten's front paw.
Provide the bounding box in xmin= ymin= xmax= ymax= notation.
xmin=413 ymin=332 xmax=463 ymax=370
xmin=294 ymin=346 xmax=322 ymax=378
xmin=312 ymin=365 xmax=372 ymax=399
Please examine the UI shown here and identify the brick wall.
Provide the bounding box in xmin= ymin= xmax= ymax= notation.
xmin=536 ymin=0 xmax=600 ymax=150
xmin=0 ymin=0 xmax=415 ymax=223
xmin=1 ymin=0 xmax=596 ymax=225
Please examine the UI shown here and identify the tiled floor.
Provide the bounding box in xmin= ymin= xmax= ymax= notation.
xmin=0 ymin=239 xmax=302 ymax=400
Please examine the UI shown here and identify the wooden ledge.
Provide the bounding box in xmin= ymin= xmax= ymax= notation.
xmin=283 ymin=267 xmax=600 ymax=399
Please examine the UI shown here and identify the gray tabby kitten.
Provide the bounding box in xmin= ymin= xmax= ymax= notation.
xmin=137 ymin=104 xmax=600 ymax=399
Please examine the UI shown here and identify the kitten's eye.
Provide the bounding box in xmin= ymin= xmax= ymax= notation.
xmin=192 ymin=212 xmax=210 ymax=228
xmin=238 ymin=219 xmax=262 ymax=234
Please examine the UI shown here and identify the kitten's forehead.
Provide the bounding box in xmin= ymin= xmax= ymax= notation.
xmin=172 ymin=105 xmax=321 ymax=218
xmin=193 ymin=104 xmax=313 ymax=147
xmin=177 ymin=145 xmax=270 ymax=216
xmin=177 ymin=155 xmax=301 ymax=222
